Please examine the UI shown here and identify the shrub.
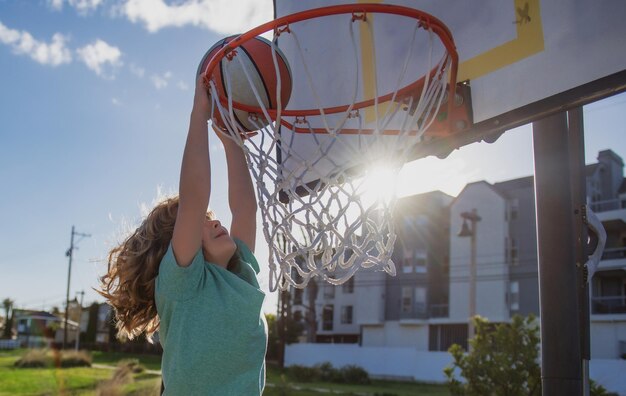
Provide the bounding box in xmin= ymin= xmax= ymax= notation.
xmin=316 ymin=362 xmax=341 ymax=382
xmin=60 ymin=350 xmax=92 ymax=368
xmin=287 ymin=362 xmax=370 ymax=385
xmin=287 ymin=364 xmax=320 ymax=382
xmin=97 ymin=363 xmax=133 ymax=396
xmin=340 ymin=364 xmax=370 ymax=385
xmin=117 ymin=358 xmax=145 ymax=373
xmin=444 ymin=315 xmax=541 ymax=396
xmin=14 ymin=349 xmax=48 ymax=368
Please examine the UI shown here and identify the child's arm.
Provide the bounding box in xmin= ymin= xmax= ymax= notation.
xmin=171 ymin=78 xmax=211 ymax=267
xmin=220 ymin=134 xmax=257 ymax=253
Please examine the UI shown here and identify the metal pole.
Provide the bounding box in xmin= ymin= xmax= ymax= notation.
xmin=459 ymin=210 xmax=480 ymax=344
xmin=63 ymin=225 xmax=75 ymax=349
xmin=533 ymin=112 xmax=582 ymax=396
xmin=567 ymin=107 xmax=591 ymax=396
xmin=469 ymin=214 xmax=477 ymax=340
xmin=75 ymin=290 xmax=84 ymax=351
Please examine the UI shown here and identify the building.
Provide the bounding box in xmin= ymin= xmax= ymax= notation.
xmin=14 ymin=309 xmax=79 ymax=348
xmin=290 ymin=150 xmax=626 ymax=359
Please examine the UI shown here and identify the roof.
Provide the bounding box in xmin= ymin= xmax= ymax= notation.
xmin=586 ymin=163 xmax=601 ymax=177
xmin=493 ymin=175 xmax=534 ymax=195
xmin=14 ymin=310 xmax=59 ymax=320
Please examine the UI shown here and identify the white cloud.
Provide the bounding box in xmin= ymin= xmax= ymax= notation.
xmin=48 ymin=0 xmax=104 ymax=14
xmin=48 ymin=0 xmax=64 ymax=11
xmin=111 ymin=97 xmax=122 ymax=106
xmin=117 ymin=0 xmax=272 ymax=34
xmin=0 ymin=21 xmax=72 ymax=66
xmin=76 ymin=39 xmax=122 ymax=78
xmin=129 ymin=63 xmax=145 ymax=78
xmin=176 ymin=81 xmax=189 ymax=91
xmin=151 ymin=71 xmax=171 ymax=89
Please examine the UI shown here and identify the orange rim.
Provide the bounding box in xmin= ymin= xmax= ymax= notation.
xmin=201 ymin=3 xmax=458 ymax=130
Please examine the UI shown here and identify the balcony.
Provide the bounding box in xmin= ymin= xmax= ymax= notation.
xmin=429 ymin=304 xmax=449 ymax=318
xmin=602 ymin=247 xmax=626 ymax=261
xmin=592 ymin=296 xmax=626 ymax=314
xmin=590 ymin=198 xmax=626 ymax=213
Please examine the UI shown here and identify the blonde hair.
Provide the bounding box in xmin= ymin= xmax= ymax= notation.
xmin=98 ymin=197 xmax=184 ymax=341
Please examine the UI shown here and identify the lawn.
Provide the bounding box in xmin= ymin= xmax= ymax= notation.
xmin=0 ymin=349 xmax=450 ymax=395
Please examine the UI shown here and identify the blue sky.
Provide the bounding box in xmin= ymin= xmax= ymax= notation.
xmin=0 ymin=0 xmax=625 ymax=315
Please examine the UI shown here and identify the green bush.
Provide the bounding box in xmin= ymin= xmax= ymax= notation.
xmin=14 ymin=349 xmax=48 ymax=368
xmin=287 ymin=364 xmax=320 ymax=382
xmin=316 ymin=362 xmax=341 ymax=382
xmin=60 ymin=350 xmax=92 ymax=368
xmin=339 ymin=364 xmax=370 ymax=384
xmin=444 ymin=315 xmax=541 ymax=396
xmin=287 ymin=362 xmax=370 ymax=385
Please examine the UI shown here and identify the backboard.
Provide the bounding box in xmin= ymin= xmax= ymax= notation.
xmin=273 ymin=0 xmax=626 ymax=185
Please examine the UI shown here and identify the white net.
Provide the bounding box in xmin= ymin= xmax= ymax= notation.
xmin=206 ymin=9 xmax=454 ymax=291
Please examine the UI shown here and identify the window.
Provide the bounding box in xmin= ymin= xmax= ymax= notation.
xmin=402 ymin=248 xmax=427 ymax=273
xmin=509 ymin=281 xmax=520 ymax=311
xmin=322 ymin=305 xmax=334 ymax=331
xmin=401 ymin=287 xmax=412 ymax=313
xmin=341 ymin=306 xmax=353 ymax=324
xmin=342 ymin=277 xmax=354 ymax=294
xmin=414 ymin=251 xmax=427 ymax=273
xmin=323 ymin=284 xmax=335 ymax=299
xmin=414 ymin=287 xmax=427 ymax=314
xmin=402 ymin=257 xmax=413 ymax=274
xmin=510 ymin=199 xmax=519 ymax=220
xmin=402 ymin=246 xmax=413 ymax=273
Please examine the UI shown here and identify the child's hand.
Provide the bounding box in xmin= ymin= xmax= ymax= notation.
xmin=192 ymin=75 xmax=211 ymax=120
xmin=212 ymin=125 xmax=258 ymax=146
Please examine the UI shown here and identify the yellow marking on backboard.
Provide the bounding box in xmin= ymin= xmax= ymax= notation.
xmin=358 ymin=0 xmax=396 ymax=123
xmin=458 ymin=0 xmax=544 ymax=82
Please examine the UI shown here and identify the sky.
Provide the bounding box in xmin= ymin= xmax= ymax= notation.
xmin=0 ymin=0 xmax=625 ymax=316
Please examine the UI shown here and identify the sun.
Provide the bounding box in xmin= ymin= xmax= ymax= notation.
xmin=357 ymin=164 xmax=400 ymax=208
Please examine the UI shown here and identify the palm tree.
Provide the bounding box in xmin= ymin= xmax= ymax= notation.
xmin=2 ymin=298 xmax=13 ymax=339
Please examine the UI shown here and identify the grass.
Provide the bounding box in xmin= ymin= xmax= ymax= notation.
xmin=264 ymin=365 xmax=450 ymax=396
xmin=0 ymin=349 xmax=160 ymax=396
xmin=0 ymin=349 xmax=450 ymax=395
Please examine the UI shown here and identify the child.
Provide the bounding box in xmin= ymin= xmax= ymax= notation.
xmin=98 ymin=76 xmax=267 ymax=395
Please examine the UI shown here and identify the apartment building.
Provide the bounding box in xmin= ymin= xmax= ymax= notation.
xmin=290 ymin=150 xmax=626 ymax=359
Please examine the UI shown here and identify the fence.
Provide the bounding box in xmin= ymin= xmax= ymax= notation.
xmin=285 ymin=344 xmax=626 ymax=394
xmin=0 ymin=339 xmax=20 ymax=350
xmin=285 ymin=343 xmax=453 ymax=382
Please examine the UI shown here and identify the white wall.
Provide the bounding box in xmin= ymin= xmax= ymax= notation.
xmin=285 ymin=343 xmax=453 ymax=382
xmin=361 ymin=321 xmax=429 ymax=349
xmin=449 ymin=182 xmax=509 ymax=323
xmin=285 ymin=344 xmax=626 ymax=394
xmin=591 ymin=319 xmax=626 ymax=359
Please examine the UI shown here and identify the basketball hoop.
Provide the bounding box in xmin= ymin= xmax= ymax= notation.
xmin=199 ymin=4 xmax=464 ymax=291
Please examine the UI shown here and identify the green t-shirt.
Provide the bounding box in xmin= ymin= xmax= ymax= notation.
xmin=155 ymin=239 xmax=267 ymax=395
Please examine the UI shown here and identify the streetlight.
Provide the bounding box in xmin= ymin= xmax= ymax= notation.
xmin=458 ymin=209 xmax=481 ymax=343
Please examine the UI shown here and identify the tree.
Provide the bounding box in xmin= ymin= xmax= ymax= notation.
xmin=2 ymin=298 xmax=13 ymax=339
xmin=444 ymin=314 xmax=541 ymax=396
xmin=266 ymin=313 xmax=304 ymax=362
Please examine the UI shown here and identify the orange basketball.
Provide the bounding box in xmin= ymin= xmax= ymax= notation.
xmin=197 ymin=35 xmax=292 ymax=132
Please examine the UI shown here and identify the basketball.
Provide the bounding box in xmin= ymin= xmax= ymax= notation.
xmin=197 ymin=35 xmax=292 ymax=132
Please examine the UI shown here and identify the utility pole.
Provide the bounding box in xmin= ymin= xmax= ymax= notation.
xmin=64 ymin=226 xmax=90 ymax=349
xmin=75 ymin=290 xmax=84 ymax=351
xmin=458 ymin=209 xmax=481 ymax=342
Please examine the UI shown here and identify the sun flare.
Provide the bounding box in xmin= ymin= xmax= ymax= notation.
xmin=358 ymin=164 xmax=400 ymax=208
